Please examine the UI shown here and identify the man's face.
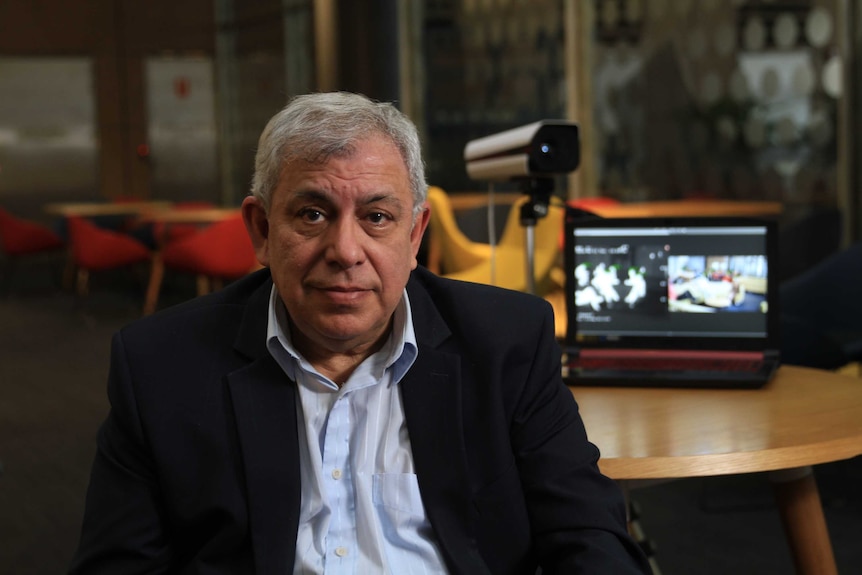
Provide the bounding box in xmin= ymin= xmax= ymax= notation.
xmin=243 ymin=134 xmax=429 ymax=358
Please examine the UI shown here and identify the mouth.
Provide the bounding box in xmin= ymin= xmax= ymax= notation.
xmin=311 ymin=283 xmax=372 ymax=304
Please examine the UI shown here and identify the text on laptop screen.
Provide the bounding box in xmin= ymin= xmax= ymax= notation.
xmin=568 ymin=223 xmax=770 ymax=342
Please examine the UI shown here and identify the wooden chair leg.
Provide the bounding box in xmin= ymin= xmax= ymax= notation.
xmin=143 ymin=255 xmax=164 ymax=316
xmin=195 ymin=275 xmax=210 ymax=296
xmin=75 ymin=268 xmax=89 ymax=296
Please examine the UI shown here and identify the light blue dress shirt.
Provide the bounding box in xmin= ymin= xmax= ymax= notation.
xmin=265 ymin=286 xmax=449 ymax=574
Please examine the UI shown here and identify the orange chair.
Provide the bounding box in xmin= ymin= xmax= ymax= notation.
xmin=426 ymin=186 xmax=493 ymax=274
xmin=143 ymin=215 xmax=260 ymax=314
xmin=444 ymin=196 xmax=565 ymax=296
xmin=66 ymin=216 xmax=152 ymax=296
xmin=0 ymin=207 xmax=66 ymax=292
xmin=0 ymin=207 xmax=65 ymax=257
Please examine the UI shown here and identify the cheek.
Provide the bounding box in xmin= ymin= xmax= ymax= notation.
xmin=377 ymin=243 xmax=419 ymax=280
xmin=268 ymin=232 xmax=313 ymax=272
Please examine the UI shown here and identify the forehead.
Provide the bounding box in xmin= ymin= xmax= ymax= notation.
xmin=281 ymin=135 xmax=410 ymax=193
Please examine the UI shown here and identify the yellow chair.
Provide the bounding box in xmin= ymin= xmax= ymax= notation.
xmin=425 ymin=186 xmax=493 ymax=274
xmin=444 ymin=195 xmax=565 ymax=296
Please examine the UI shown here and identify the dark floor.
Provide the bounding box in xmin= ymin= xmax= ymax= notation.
xmin=1 ymin=257 xmax=861 ymax=575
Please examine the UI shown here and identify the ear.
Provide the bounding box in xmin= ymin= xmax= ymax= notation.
xmin=241 ymin=196 xmax=271 ymax=267
xmin=409 ymin=203 xmax=431 ymax=269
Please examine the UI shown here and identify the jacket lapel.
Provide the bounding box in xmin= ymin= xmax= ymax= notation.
xmin=402 ymin=274 xmax=491 ymax=574
xmin=227 ymin=276 xmax=301 ymax=575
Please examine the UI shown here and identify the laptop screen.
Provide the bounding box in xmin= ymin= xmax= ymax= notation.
xmin=563 ymin=213 xmax=779 ymax=352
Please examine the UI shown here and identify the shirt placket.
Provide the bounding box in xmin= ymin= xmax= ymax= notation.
xmin=321 ymin=391 xmax=357 ymax=572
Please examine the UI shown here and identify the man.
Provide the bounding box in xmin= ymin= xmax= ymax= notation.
xmin=70 ymin=92 xmax=650 ymax=574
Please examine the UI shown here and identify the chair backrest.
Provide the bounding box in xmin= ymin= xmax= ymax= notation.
xmin=443 ymin=197 xmax=565 ymax=296
xmin=426 ymin=186 xmax=492 ymax=274
xmin=162 ymin=215 xmax=258 ymax=278
xmin=0 ymin=207 xmax=65 ymax=256
xmin=66 ymin=216 xmax=151 ymax=270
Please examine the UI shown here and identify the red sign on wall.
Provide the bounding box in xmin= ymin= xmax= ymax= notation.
xmin=173 ymin=77 xmax=190 ymax=99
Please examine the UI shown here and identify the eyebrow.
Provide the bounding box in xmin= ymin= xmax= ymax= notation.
xmin=293 ymin=189 xmax=405 ymax=212
xmin=293 ymin=190 xmax=332 ymax=204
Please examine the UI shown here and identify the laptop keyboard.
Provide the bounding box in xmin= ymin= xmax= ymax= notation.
xmin=570 ymin=356 xmax=764 ymax=373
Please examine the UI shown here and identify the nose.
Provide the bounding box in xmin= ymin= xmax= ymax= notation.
xmin=324 ymin=216 xmax=366 ymax=268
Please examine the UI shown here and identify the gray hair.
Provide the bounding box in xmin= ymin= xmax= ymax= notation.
xmin=251 ymin=92 xmax=427 ymax=214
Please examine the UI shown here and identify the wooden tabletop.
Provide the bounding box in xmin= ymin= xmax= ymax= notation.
xmin=43 ymin=200 xmax=173 ymax=217
xmin=586 ymin=199 xmax=784 ymax=219
xmin=136 ymin=207 xmax=241 ymax=224
xmin=572 ymin=365 xmax=862 ymax=480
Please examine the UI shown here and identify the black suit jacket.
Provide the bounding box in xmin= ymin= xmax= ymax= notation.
xmin=70 ymin=267 xmax=650 ymax=574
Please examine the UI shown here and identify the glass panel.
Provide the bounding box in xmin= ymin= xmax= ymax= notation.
xmin=0 ymin=57 xmax=98 ymax=210
xmin=422 ymin=0 xmax=569 ymax=193
xmin=588 ymin=0 xmax=840 ymax=209
xmin=214 ymin=0 xmax=314 ymax=205
xmin=145 ymin=57 xmax=218 ymax=202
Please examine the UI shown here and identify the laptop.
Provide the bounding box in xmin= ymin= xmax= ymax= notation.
xmin=561 ymin=210 xmax=780 ymax=389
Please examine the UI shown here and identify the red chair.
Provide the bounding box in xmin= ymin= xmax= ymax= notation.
xmin=0 ymin=207 xmax=65 ymax=257
xmin=66 ymin=216 xmax=152 ymax=296
xmin=143 ymin=215 xmax=260 ymax=314
xmin=0 ymin=207 xmax=66 ymax=292
xmin=137 ymin=201 xmax=217 ymax=248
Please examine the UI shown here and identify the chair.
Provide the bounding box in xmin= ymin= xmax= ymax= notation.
xmin=0 ymin=207 xmax=65 ymax=256
xmin=66 ymin=216 xmax=153 ymax=296
xmin=425 ymin=186 xmax=493 ymax=274
xmin=780 ymin=240 xmax=862 ymax=370
xmin=0 ymin=207 xmax=66 ymax=292
xmin=444 ymin=195 xmax=565 ymax=296
xmin=138 ymin=201 xmax=217 ymax=248
xmin=143 ymin=215 xmax=259 ymax=314
xmin=778 ymin=206 xmax=843 ymax=283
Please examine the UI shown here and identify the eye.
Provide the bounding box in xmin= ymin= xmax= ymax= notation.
xmin=299 ymin=208 xmax=325 ymax=223
xmin=367 ymin=211 xmax=390 ymax=225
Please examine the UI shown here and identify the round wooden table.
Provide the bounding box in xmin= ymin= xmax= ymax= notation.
xmin=571 ymin=365 xmax=862 ymax=575
xmin=43 ymin=200 xmax=172 ymax=217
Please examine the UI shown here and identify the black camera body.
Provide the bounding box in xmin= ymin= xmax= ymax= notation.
xmin=464 ymin=120 xmax=580 ymax=182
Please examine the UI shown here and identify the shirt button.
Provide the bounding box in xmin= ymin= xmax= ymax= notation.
xmin=334 ymin=546 xmax=349 ymax=557
xmin=331 ymin=468 xmax=343 ymax=480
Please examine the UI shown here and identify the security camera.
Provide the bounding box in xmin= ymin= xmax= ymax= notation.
xmin=464 ymin=120 xmax=580 ymax=182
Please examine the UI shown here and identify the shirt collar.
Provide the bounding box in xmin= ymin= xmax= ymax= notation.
xmin=265 ymin=285 xmax=418 ymax=387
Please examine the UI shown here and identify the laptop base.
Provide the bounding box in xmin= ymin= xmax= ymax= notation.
xmin=563 ymin=361 xmax=779 ymax=389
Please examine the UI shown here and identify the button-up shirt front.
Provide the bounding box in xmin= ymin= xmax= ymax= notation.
xmin=265 ymin=286 xmax=448 ymax=575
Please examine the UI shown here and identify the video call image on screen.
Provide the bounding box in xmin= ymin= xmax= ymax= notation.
xmin=667 ymin=255 xmax=768 ymax=314
xmin=571 ymin=225 xmax=769 ymax=338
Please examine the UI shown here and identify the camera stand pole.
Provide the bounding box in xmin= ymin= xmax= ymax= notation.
xmin=519 ymin=177 xmax=553 ymax=295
